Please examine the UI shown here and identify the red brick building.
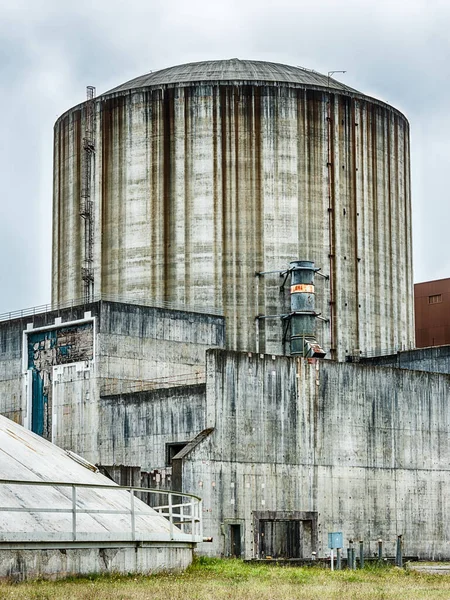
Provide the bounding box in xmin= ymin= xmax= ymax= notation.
xmin=414 ymin=278 xmax=450 ymax=347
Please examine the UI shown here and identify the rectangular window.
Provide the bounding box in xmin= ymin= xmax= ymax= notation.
xmin=429 ymin=294 xmax=442 ymax=304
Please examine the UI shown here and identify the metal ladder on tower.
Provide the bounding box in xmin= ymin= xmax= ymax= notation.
xmin=80 ymin=85 xmax=96 ymax=303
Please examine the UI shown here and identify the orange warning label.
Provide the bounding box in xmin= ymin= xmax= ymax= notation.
xmin=290 ymin=284 xmax=314 ymax=294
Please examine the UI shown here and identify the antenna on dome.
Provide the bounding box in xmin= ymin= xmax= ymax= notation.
xmin=327 ymin=70 xmax=346 ymax=87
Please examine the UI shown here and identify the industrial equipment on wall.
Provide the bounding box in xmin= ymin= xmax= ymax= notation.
xmin=289 ymin=261 xmax=326 ymax=359
xmin=52 ymin=59 xmax=414 ymax=360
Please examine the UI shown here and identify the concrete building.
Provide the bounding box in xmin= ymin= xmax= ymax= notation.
xmin=53 ymin=59 xmax=414 ymax=361
xmin=1 ymin=302 xmax=449 ymax=560
xmin=0 ymin=59 xmax=448 ymax=566
xmin=0 ymin=299 xmax=224 ymax=440
xmin=414 ymin=278 xmax=450 ymax=348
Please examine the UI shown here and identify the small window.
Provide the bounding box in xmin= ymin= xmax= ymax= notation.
xmin=166 ymin=442 xmax=187 ymax=466
xmin=429 ymin=294 xmax=442 ymax=305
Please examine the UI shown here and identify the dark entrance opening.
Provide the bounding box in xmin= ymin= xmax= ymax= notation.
xmin=166 ymin=442 xmax=187 ymax=466
xmin=253 ymin=511 xmax=318 ymax=559
xmin=259 ymin=519 xmax=313 ymax=559
xmin=229 ymin=524 xmax=242 ymax=557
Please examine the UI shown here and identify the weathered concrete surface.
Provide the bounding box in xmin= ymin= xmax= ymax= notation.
xmin=408 ymin=562 xmax=450 ymax=575
xmin=0 ymin=545 xmax=193 ymax=582
xmin=82 ymin=384 xmax=206 ymax=469
xmin=0 ymin=301 xmax=224 ymax=443
xmin=178 ymin=350 xmax=450 ymax=560
xmin=360 ymin=345 xmax=450 ymax=374
xmin=97 ymin=302 xmax=223 ymax=395
xmin=53 ymin=60 xmax=414 ymax=360
xmin=2 ymin=302 xmax=447 ymax=563
xmin=0 ymin=317 xmax=26 ymax=425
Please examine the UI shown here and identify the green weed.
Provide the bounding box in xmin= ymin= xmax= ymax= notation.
xmin=0 ymin=558 xmax=449 ymax=599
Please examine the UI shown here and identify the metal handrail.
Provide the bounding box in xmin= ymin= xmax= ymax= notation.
xmin=360 ymin=347 xmax=415 ymax=358
xmin=0 ymin=293 xmax=223 ymax=323
xmin=0 ymin=479 xmax=203 ymax=544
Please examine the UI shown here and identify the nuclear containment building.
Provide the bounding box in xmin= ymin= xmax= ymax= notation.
xmin=52 ymin=59 xmax=413 ymax=360
xmin=1 ymin=59 xmax=449 ymax=566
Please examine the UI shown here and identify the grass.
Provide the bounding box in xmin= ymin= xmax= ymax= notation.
xmin=1 ymin=557 xmax=450 ymax=599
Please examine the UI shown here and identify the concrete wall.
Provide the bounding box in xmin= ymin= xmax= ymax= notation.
xmin=179 ymin=350 xmax=450 ymax=560
xmin=96 ymin=302 xmax=224 ymax=394
xmin=28 ymin=321 xmax=94 ymax=438
xmin=0 ymin=318 xmax=23 ymax=424
xmin=0 ymin=301 xmax=224 ymax=442
xmin=360 ymin=345 xmax=450 ymax=374
xmin=53 ymin=67 xmax=414 ymax=360
xmin=61 ymin=383 xmax=206 ymax=469
xmin=0 ymin=305 xmax=98 ymax=428
xmin=0 ymin=544 xmax=194 ymax=581
xmin=2 ymin=304 xmax=448 ymax=561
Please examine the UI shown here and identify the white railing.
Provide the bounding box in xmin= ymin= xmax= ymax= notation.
xmin=0 ymin=479 xmax=202 ymax=545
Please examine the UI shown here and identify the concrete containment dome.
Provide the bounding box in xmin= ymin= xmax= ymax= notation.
xmin=52 ymin=59 xmax=414 ymax=359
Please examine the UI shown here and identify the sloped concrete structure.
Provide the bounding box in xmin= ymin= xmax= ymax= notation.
xmin=0 ymin=414 xmax=200 ymax=580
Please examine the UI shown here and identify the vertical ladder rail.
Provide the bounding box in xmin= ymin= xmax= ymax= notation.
xmin=80 ymin=85 xmax=96 ymax=303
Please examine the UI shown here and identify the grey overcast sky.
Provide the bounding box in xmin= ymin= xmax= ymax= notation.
xmin=0 ymin=0 xmax=449 ymax=314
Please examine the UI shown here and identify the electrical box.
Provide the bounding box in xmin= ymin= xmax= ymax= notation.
xmin=328 ymin=532 xmax=343 ymax=549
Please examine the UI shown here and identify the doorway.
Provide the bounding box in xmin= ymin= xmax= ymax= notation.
xmin=253 ymin=511 xmax=317 ymax=559
xmin=229 ymin=524 xmax=242 ymax=557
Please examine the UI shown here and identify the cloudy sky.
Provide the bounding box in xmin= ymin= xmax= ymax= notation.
xmin=0 ymin=0 xmax=449 ymax=314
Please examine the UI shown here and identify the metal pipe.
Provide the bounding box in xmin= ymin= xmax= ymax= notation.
xmin=168 ymin=493 xmax=174 ymax=540
xmin=130 ymin=489 xmax=136 ymax=542
xmin=289 ymin=261 xmax=326 ymax=357
xmin=72 ymin=485 xmax=77 ymax=542
xmin=396 ymin=535 xmax=403 ymax=567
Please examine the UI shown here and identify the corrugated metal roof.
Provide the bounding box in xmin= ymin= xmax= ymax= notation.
xmin=0 ymin=415 xmax=183 ymax=542
xmin=105 ymin=59 xmax=358 ymax=95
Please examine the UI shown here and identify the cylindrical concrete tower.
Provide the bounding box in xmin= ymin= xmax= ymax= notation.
xmin=52 ymin=59 xmax=414 ymax=360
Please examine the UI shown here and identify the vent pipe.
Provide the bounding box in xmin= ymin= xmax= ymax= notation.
xmin=289 ymin=260 xmax=326 ymax=358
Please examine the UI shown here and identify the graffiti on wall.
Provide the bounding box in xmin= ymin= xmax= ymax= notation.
xmin=27 ymin=322 xmax=94 ymax=438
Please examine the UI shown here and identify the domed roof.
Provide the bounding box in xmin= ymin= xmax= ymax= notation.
xmin=105 ymin=58 xmax=358 ymax=95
